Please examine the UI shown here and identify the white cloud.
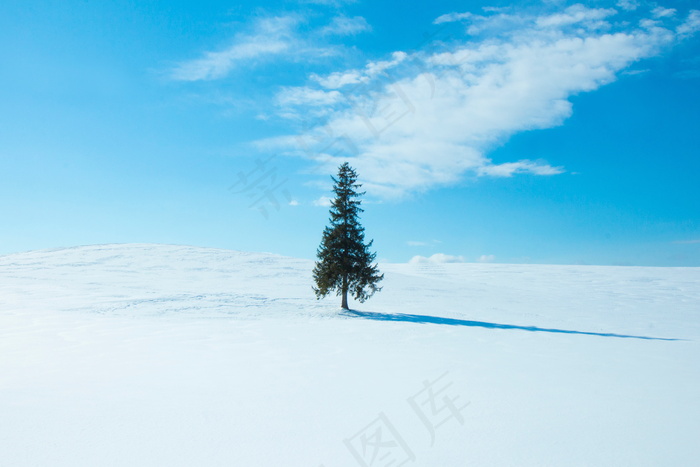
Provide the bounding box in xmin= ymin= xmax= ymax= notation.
xmin=434 ymin=12 xmax=473 ymax=25
xmin=313 ymin=196 xmax=333 ymax=207
xmin=652 ymin=7 xmax=676 ymax=19
xmin=289 ymin=200 xmax=300 ymax=206
xmin=616 ymin=0 xmax=639 ymax=12
xmin=169 ymin=15 xmax=346 ymax=81
xmin=171 ymin=43 xmax=289 ymax=81
xmin=263 ymin=4 xmax=698 ymax=198
xmin=311 ymin=70 xmax=365 ymax=89
xmin=364 ymin=52 xmax=409 ymax=77
xmin=622 ymin=68 xmax=650 ymax=76
xmin=407 ymin=239 xmax=442 ymax=247
xmin=437 ymin=5 xmax=617 ymax=36
xmin=477 ymin=254 xmax=495 ymax=263
xmin=298 ymin=0 xmax=357 ymax=5
xmin=276 ymin=87 xmax=342 ymax=107
xmin=445 ymin=11 xmax=530 ymax=36
xmin=536 ymin=5 xmax=616 ymax=29
xmin=678 ymin=10 xmax=700 ymax=37
xmin=169 ymin=12 xmax=372 ymax=83
xmin=409 ymin=253 xmax=466 ymax=264
xmin=321 ymin=16 xmax=371 ymax=36
xmin=310 ymin=51 xmax=408 ymax=89
xmin=477 ymin=160 xmax=565 ymax=177
xmin=407 ymin=240 xmax=428 ymax=246
xmin=170 ymin=16 xmax=300 ymax=81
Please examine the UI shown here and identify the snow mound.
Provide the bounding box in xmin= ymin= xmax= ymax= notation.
xmin=1 ymin=244 xmax=698 ymax=466
xmin=1 ymin=243 xmax=322 ymax=318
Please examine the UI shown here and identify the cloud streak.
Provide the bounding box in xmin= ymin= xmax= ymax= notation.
xmin=170 ymin=16 xmax=300 ymax=81
xmin=320 ymin=15 xmax=371 ymax=36
xmin=169 ymin=13 xmax=372 ymax=81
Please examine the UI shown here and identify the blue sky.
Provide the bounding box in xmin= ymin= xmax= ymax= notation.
xmin=1 ymin=0 xmax=699 ymax=266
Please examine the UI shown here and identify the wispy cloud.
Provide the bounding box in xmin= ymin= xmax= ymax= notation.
xmin=310 ymin=51 xmax=408 ymax=89
xmin=477 ymin=160 xmax=565 ymax=177
xmin=535 ymin=4 xmax=616 ymax=29
xmin=276 ymin=87 xmax=342 ymax=107
xmin=298 ymin=0 xmax=358 ymax=6
xmin=617 ymin=0 xmax=639 ymax=12
xmin=170 ymin=16 xmax=301 ymax=81
xmin=677 ymin=10 xmax=700 ymax=37
xmin=169 ymin=13 xmax=369 ymax=81
xmin=673 ymin=239 xmax=700 ymax=244
xmin=313 ymin=196 xmax=333 ymax=207
xmin=406 ymin=239 xmax=442 ymax=247
xmin=652 ymin=7 xmax=677 ymax=19
xmin=434 ymin=12 xmax=473 ymax=25
xmin=262 ymin=4 xmax=699 ymax=198
xmin=320 ymin=15 xmax=371 ymax=36
xmin=407 ymin=240 xmax=428 ymax=247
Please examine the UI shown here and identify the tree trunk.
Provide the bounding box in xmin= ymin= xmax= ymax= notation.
xmin=341 ymin=275 xmax=349 ymax=309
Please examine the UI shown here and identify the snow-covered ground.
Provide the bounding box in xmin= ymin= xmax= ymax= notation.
xmin=1 ymin=244 xmax=698 ymax=466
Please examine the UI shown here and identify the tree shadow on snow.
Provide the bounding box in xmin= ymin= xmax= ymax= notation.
xmin=342 ymin=309 xmax=681 ymax=341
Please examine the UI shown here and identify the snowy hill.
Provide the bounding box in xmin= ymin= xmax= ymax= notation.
xmin=1 ymin=244 xmax=699 ymax=466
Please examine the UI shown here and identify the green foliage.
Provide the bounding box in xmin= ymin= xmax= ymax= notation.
xmin=313 ymin=163 xmax=384 ymax=308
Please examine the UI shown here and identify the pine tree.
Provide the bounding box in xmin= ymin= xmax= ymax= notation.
xmin=313 ymin=163 xmax=383 ymax=310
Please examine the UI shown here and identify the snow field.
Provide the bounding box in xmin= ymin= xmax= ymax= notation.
xmin=1 ymin=244 xmax=698 ymax=466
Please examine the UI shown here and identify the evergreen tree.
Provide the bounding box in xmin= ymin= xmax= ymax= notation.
xmin=313 ymin=163 xmax=383 ymax=309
